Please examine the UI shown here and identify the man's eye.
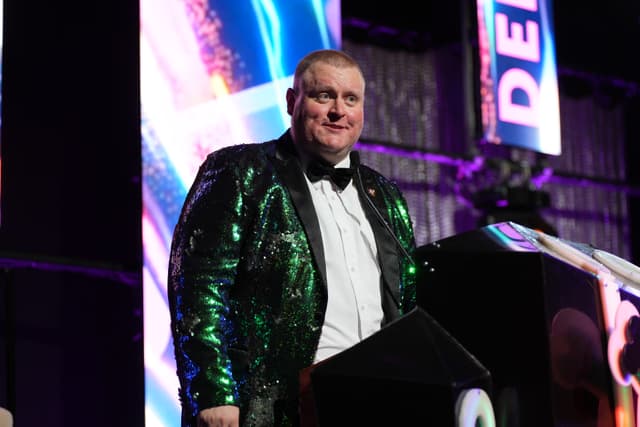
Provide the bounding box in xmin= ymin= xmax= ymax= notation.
xmin=345 ymin=95 xmax=358 ymax=106
xmin=316 ymin=93 xmax=331 ymax=102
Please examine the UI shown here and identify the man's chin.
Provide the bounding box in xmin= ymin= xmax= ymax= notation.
xmin=317 ymin=147 xmax=353 ymax=164
xmin=318 ymin=138 xmax=356 ymax=153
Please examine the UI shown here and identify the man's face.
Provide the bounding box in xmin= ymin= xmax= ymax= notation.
xmin=287 ymin=62 xmax=365 ymax=164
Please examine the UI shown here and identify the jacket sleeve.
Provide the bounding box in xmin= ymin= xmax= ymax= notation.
xmin=380 ymin=177 xmax=418 ymax=311
xmin=168 ymin=148 xmax=246 ymax=419
xmin=394 ymin=189 xmax=417 ymax=311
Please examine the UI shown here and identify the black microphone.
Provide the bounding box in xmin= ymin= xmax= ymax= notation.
xmin=351 ymin=151 xmax=415 ymax=266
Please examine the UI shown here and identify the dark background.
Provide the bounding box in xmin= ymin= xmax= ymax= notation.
xmin=343 ymin=0 xmax=640 ymax=85
xmin=0 ymin=0 xmax=638 ymax=425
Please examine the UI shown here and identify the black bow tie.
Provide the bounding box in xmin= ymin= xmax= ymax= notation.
xmin=305 ymin=159 xmax=355 ymax=190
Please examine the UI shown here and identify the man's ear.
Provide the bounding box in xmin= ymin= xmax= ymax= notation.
xmin=286 ymin=88 xmax=295 ymax=115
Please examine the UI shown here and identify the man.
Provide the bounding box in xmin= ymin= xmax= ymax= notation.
xmin=168 ymin=49 xmax=417 ymax=427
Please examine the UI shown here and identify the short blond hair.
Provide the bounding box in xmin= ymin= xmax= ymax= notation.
xmin=293 ymin=49 xmax=365 ymax=89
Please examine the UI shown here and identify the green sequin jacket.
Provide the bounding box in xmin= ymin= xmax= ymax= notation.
xmin=168 ymin=131 xmax=417 ymax=426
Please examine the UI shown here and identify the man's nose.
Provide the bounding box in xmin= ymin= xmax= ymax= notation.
xmin=329 ymin=98 xmax=346 ymax=116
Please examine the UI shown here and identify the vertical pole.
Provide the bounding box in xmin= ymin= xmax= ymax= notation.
xmin=461 ymin=0 xmax=481 ymax=154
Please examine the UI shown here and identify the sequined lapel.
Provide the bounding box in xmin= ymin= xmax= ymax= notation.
xmin=272 ymin=132 xmax=328 ymax=289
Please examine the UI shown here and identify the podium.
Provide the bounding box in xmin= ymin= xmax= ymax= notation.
xmin=414 ymin=221 xmax=640 ymax=426
xmin=302 ymin=307 xmax=492 ymax=426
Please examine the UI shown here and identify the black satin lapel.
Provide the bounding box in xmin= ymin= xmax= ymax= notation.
xmin=272 ymin=136 xmax=328 ymax=288
xmin=356 ymin=170 xmax=401 ymax=318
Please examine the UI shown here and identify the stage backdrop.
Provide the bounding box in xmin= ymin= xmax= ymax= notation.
xmin=340 ymin=38 xmax=632 ymax=262
xmin=140 ymin=1 xmax=340 ymax=425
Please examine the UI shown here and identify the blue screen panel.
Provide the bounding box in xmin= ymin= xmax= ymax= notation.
xmin=476 ymin=0 xmax=561 ymax=155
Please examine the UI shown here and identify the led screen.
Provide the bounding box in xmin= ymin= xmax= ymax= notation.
xmin=140 ymin=1 xmax=340 ymax=425
xmin=476 ymin=0 xmax=561 ymax=155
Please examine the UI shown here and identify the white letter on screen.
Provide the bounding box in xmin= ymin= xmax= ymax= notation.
xmin=495 ymin=13 xmax=540 ymax=62
xmin=498 ymin=68 xmax=540 ymax=127
xmin=496 ymin=0 xmax=538 ymax=12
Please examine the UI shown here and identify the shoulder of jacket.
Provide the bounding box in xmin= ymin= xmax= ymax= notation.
xmin=205 ymin=140 xmax=276 ymax=164
xmin=359 ymin=164 xmax=398 ymax=187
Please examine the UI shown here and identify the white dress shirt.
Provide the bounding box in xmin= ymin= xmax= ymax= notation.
xmin=304 ymin=156 xmax=384 ymax=363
